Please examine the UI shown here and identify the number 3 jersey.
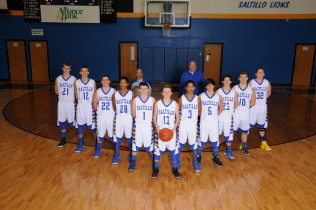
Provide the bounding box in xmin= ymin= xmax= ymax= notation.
xmin=76 ymin=78 xmax=95 ymax=103
xmin=96 ymin=87 xmax=115 ymax=116
xmin=250 ymin=79 xmax=269 ymax=105
xmin=57 ymin=75 xmax=75 ymax=102
xmin=217 ymin=88 xmax=235 ymax=116
xmin=200 ymin=92 xmax=220 ymax=121
xmin=157 ymin=100 xmax=176 ymax=129
xmin=180 ymin=95 xmax=198 ymax=123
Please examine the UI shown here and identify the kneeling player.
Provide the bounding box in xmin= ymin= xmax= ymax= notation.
xmin=197 ymin=78 xmax=224 ymax=167
xmin=129 ymin=82 xmax=155 ymax=171
xmin=178 ymin=80 xmax=201 ymax=171
xmin=217 ymin=74 xmax=238 ymax=160
xmin=152 ymin=85 xmax=180 ymax=178
xmin=92 ymin=74 xmax=115 ymax=158
xmin=249 ymin=67 xmax=272 ymax=150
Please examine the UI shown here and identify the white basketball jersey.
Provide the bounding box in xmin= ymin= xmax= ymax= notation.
xmin=57 ymin=75 xmax=75 ymax=102
xmin=157 ymin=100 xmax=176 ymax=129
xmin=115 ymin=90 xmax=132 ymax=115
xmin=180 ymin=95 xmax=198 ymax=122
xmin=76 ymin=78 xmax=95 ymax=103
xmin=217 ymin=88 xmax=235 ymax=116
xmin=250 ymin=79 xmax=269 ymax=105
xmin=97 ymin=87 xmax=115 ymax=116
xmin=234 ymin=85 xmax=252 ymax=111
xmin=135 ymin=96 xmax=154 ymax=124
xmin=200 ymin=92 xmax=219 ymax=121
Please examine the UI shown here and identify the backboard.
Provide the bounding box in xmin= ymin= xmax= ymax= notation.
xmin=144 ymin=0 xmax=191 ymax=28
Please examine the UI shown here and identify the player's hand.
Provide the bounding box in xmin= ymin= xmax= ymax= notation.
xmin=171 ymin=128 xmax=176 ymax=133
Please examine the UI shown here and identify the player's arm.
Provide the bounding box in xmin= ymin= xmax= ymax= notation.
xmin=198 ymin=94 xmax=202 ymax=116
xmin=131 ymin=98 xmax=136 ymax=118
xmin=94 ymin=80 xmax=97 ymax=92
xmin=250 ymin=89 xmax=256 ymax=107
xmin=112 ymin=93 xmax=116 ymax=112
xmin=74 ymin=81 xmax=79 ymax=101
xmin=267 ymin=81 xmax=272 ymax=99
xmin=92 ymin=91 xmax=98 ymax=111
xmin=234 ymin=91 xmax=238 ymax=109
xmin=153 ymin=101 xmax=159 ymax=132
xmin=54 ymin=78 xmax=59 ymax=95
xmin=151 ymin=98 xmax=156 ymax=123
xmin=173 ymin=102 xmax=180 ymax=132
xmin=218 ymin=95 xmax=224 ymax=116
xmin=248 ymin=80 xmax=252 ymax=87
xmin=178 ymin=97 xmax=182 ymax=111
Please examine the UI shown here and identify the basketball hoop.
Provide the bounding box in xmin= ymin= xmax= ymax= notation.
xmin=161 ymin=22 xmax=172 ymax=37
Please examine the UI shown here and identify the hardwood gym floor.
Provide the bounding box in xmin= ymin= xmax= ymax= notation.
xmin=0 ymin=83 xmax=315 ymax=209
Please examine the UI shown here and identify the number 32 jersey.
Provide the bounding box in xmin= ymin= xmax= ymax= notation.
xmin=76 ymin=78 xmax=95 ymax=103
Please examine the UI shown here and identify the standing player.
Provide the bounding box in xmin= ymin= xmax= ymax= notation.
xmin=217 ymin=74 xmax=238 ymax=160
xmin=152 ymin=85 xmax=180 ymax=178
xmin=249 ymin=67 xmax=272 ymax=150
xmin=55 ymin=62 xmax=76 ymax=147
xmin=233 ymin=71 xmax=256 ymax=156
xmin=112 ymin=76 xmax=135 ymax=164
xmin=197 ymin=78 xmax=224 ymax=167
xmin=92 ymin=74 xmax=116 ymax=158
xmin=178 ymin=80 xmax=201 ymax=172
xmin=74 ymin=66 xmax=96 ymax=152
xmin=129 ymin=82 xmax=155 ymax=171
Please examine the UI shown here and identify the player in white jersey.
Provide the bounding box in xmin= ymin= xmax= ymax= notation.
xmin=233 ymin=71 xmax=256 ymax=156
xmin=197 ymin=78 xmax=224 ymax=167
xmin=152 ymin=85 xmax=180 ymax=179
xmin=74 ymin=66 xmax=96 ymax=152
xmin=111 ymin=76 xmax=135 ymax=164
xmin=249 ymin=67 xmax=272 ymax=150
xmin=217 ymin=74 xmax=238 ymax=160
xmin=178 ymin=80 xmax=201 ymax=172
xmin=129 ymin=82 xmax=155 ymax=171
xmin=55 ymin=62 xmax=76 ymax=147
xmin=92 ymin=74 xmax=116 ymax=158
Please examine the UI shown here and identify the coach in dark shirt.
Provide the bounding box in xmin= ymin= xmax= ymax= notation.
xmin=179 ymin=61 xmax=205 ymax=97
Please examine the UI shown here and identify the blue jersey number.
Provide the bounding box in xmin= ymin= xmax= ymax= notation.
xmin=188 ymin=110 xmax=192 ymax=118
xmin=83 ymin=92 xmax=89 ymax=100
xmin=102 ymin=102 xmax=110 ymax=110
xmin=62 ymin=88 xmax=68 ymax=95
xmin=208 ymin=107 xmax=212 ymax=115
xmin=143 ymin=112 xmax=145 ymax=120
xmin=256 ymin=92 xmax=264 ymax=99
xmin=163 ymin=116 xmax=170 ymax=125
xmin=223 ymin=102 xmax=230 ymax=111
xmin=239 ymin=98 xmax=246 ymax=106
xmin=120 ymin=105 xmax=127 ymax=113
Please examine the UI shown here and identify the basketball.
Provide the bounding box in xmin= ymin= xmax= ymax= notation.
xmin=159 ymin=128 xmax=174 ymax=142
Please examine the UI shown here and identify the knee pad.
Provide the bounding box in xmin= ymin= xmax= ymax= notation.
xmin=154 ymin=154 xmax=161 ymax=161
xmin=226 ymin=140 xmax=232 ymax=144
xmin=98 ymin=137 xmax=104 ymax=142
xmin=179 ymin=143 xmax=186 ymax=150
xmin=159 ymin=150 xmax=165 ymax=156
xmin=59 ymin=122 xmax=67 ymax=130
xmin=259 ymin=128 xmax=265 ymax=132
xmin=168 ymin=149 xmax=175 ymax=155
xmin=200 ymin=141 xmax=207 ymax=148
xmin=210 ymin=141 xmax=218 ymax=147
xmin=250 ymin=124 xmax=255 ymax=128
xmin=144 ymin=146 xmax=151 ymax=152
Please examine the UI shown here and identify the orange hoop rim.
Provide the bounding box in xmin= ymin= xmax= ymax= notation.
xmin=161 ymin=22 xmax=173 ymax=28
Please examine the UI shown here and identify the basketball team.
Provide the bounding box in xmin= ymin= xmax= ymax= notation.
xmin=55 ymin=61 xmax=271 ymax=179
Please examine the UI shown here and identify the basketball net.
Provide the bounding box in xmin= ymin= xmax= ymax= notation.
xmin=161 ymin=22 xmax=172 ymax=37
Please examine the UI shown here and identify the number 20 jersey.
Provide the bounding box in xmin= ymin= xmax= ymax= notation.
xmin=97 ymin=87 xmax=115 ymax=116
xmin=157 ymin=100 xmax=176 ymax=129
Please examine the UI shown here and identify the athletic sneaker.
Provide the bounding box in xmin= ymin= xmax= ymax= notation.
xmin=193 ymin=161 xmax=201 ymax=172
xmin=151 ymin=167 xmax=159 ymax=178
xmin=75 ymin=144 xmax=84 ymax=152
xmin=93 ymin=150 xmax=102 ymax=158
xmin=261 ymin=141 xmax=272 ymax=151
xmin=128 ymin=160 xmax=136 ymax=171
xmin=172 ymin=168 xmax=181 ymax=178
xmin=197 ymin=154 xmax=202 ymax=163
xmin=57 ymin=138 xmax=66 ymax=147
xmin=112 ymin=155 xmax=120 ymax=164
xmin=212 ymin=155 xmax=223 ymax=166
xmin=224 ymin=148 xmax=236 ymax=161
xmin=240 ymin=146 xmax=250 ymax=156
